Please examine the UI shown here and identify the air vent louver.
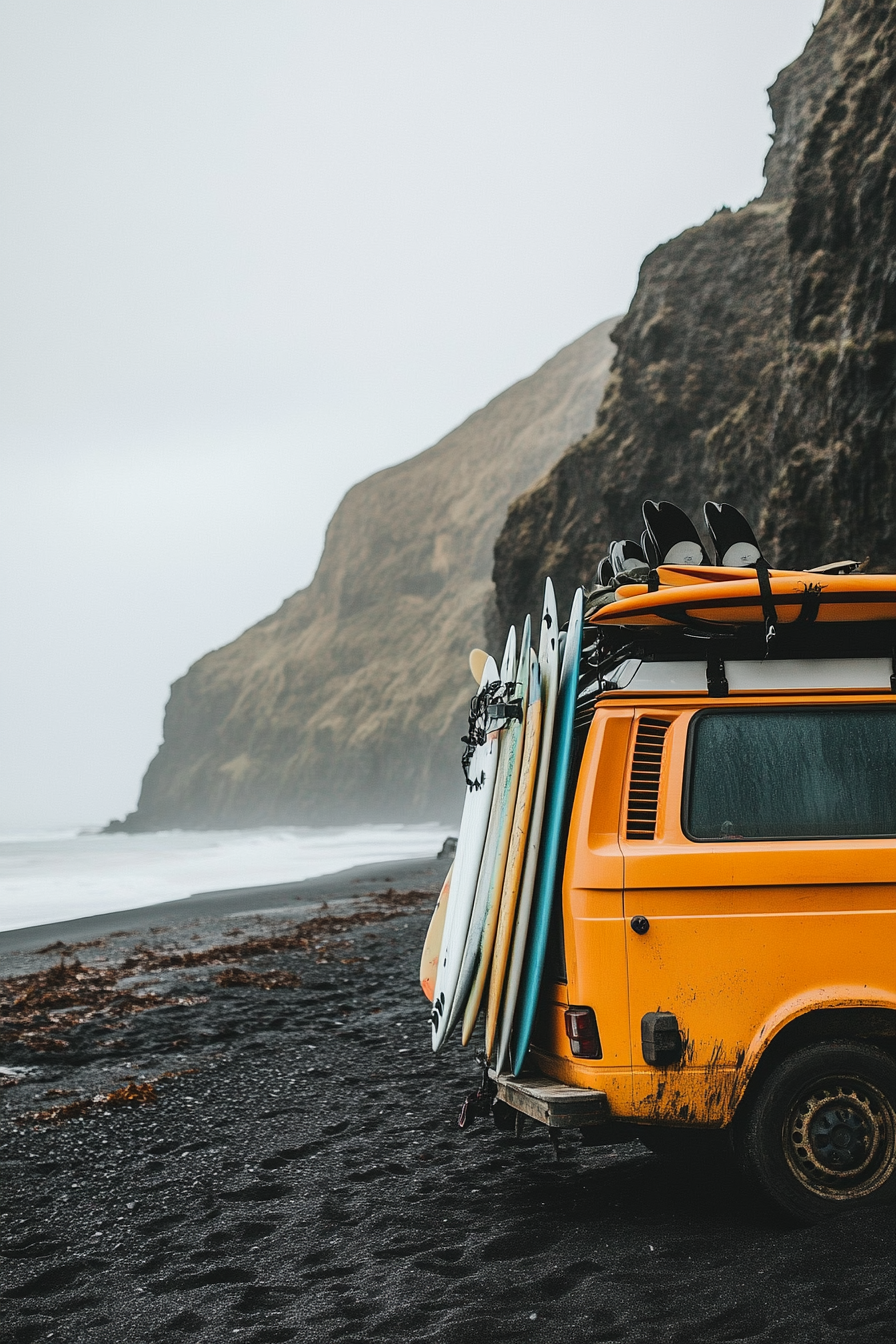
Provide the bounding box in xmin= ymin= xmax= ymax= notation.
xmin=626 ymin=717 xmax=670 ymax=840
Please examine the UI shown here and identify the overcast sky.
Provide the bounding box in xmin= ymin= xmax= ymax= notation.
xmin=0 ymin=0 xmax=823 ymax=827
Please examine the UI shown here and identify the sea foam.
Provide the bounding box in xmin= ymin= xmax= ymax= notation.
xmin=0 ymin=824 xmax=451 ymax=932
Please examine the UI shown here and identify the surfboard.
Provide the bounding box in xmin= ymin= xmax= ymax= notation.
xmin=492 ymin=578 xmax=560 ymax=1075
xmin=661 ymin=561 xmax=866 ymax=586
xmin=459 ymin=616 xmax=531 ymax=1047
xmin=510 ymin=587 xmax=584 ymax=1076
xmin=430 ymin=639 xmax=508 ymax=1052
xmin=591 ymin=572 xmax=896 ymax=628
xmin=469 ymin=648 xmax=489 ymax=684
xmin=442 ymin=617 xmax=530 ymax=1049
xmin=642 ymin=500 xmax=710 ymax=566
xmin=609 ymin=538 xmax=646 ymax=574
xmin=419 ymin=862 xmax=453 ymax=1002
xmin=641 ymin=527 xmax=659 ymax=569
xmin=595 ymin=556 xmax=614 ymax=587
xmin=484 ymin=649 xmax=541 ymax=1060
xmin=704 ymin=501 xmax=762 ymax=567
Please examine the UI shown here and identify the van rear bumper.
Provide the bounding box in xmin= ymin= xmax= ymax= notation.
xmin=491 ymin=1070 xmax=609 ymax=1128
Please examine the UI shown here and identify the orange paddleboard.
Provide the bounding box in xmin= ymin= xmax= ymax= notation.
xmin=592 ymin=572 xmax=896 ymax=628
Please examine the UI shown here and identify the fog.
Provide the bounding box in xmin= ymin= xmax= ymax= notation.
xmin=0 ymin=0 xmax=823 ymax=827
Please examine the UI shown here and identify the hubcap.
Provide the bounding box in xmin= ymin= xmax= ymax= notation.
xmin=784 ymin=1077 xmax=896 ymax=1200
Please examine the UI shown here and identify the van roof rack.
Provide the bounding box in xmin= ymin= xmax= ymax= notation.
xmin=583 ymin=619 xmax=896 ymax=670
xmin=576 ymin=627 xmax=896 ymax=726
xmin=582 ymin=501 xmax=896 ymax=703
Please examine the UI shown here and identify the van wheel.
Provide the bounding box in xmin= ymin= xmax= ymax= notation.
xmin=735 ymin=1040 xmax=896 ymax=1223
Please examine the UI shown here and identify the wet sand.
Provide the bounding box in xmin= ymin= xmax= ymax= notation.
xmin=1 ymin=859 xmax=893 ymax=1343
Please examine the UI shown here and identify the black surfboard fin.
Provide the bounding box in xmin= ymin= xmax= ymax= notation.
xmin=609 ymin=539 xmax=646 ymax=576
xmin=594 ymin=556 xmax=614 ymax=587
xmin=704 ymin=502 xmax=763 ymax=567
xmin=642 ymin=501 xmax=710 ymax=566
xmin=641 ymin=529 xmax=660 ymax=569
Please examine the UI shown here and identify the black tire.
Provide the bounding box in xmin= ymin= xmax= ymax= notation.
xmin=734 ymin=1040 xmax=896 ymax=1224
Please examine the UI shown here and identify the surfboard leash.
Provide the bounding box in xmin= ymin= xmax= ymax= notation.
xmin=460 ymin=680 xmax=522 ymax=790
xmin=457 ymin=1051 xmax=496 ymax=1129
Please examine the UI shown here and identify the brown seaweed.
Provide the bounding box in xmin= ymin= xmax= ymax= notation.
xmin=17 ymin=1079 xmax=158 ymax=1126
xmin=1 ymin=890 xmax=429 ymax=1052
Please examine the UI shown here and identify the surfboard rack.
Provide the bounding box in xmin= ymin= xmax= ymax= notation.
xmin=490 ymin=1069 xmax=610 ymax=1129
xmin=584 ymin=618 xmax=896 ymax=692
xmin=706 ymin=654 xmax=729 ymax=697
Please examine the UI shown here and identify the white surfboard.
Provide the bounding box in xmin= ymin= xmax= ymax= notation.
xmin=493 ymin=578 xmax=560 ymax=1074
xmin=443 ymin=617 xmax=530 ymax=1048
xmin=430 ymin=631 xmax=513 ymax=1051
xmin=460 ymin=622 xmax=531 ymax=1046
xmin=469 ymin=648 xmax=489 ymax=684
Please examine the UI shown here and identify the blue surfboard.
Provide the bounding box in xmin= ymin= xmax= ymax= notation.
xmin=509 ymin=586 xmax=583 ymax=1075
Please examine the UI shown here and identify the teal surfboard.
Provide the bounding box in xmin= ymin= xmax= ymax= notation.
xmin=509 ymin=587 xmax=583 ymax=1075
xmin=493 ymin=578 xmax=559 ymax=1074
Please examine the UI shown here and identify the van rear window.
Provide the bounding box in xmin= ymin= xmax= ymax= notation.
xmin=686 ymin=708 xmax=896 ymax=840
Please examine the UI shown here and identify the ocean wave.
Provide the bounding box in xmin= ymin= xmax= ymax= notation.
xmin=0 ymin=824 xmax=452 ymax=932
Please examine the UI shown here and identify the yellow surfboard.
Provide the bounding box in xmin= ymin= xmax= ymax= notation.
xmin=484 ymin=650 xmax=541 ymax=1060
xmin=493 ymin=577 xmax=560 ymax=1076
xmin=419 ymin=862 xmax=453 ymax=1003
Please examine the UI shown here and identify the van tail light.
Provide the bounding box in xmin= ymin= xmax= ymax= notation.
xmin=564 ymin=1007 xmax=602 ymax=1059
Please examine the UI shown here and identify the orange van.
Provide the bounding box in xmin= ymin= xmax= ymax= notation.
xmin=492 ymin=638 xmax=896 ymax=1223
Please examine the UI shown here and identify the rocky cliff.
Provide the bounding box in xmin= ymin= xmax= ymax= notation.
xmin=494 ymin=0 xmax=896 ymax=630
xmin=114 ymin=320 xmax=616 ymax=830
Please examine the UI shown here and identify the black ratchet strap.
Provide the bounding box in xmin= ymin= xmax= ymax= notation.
xmin=706 ymin=655 xmax=729 ymax=697
xmin=460 ymin=679 xmax=520 ymax=789
xmin=461 ymin=679 xmax=499 ymax=790
xmin=487 ymin=700 xmax=522 ymax=728
xmin=754 ymin=557 xmax=777 ymax=651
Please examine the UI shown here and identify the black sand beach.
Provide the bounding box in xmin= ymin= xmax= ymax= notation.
xmin=2 ymin=857 xmax=893 ymax=1344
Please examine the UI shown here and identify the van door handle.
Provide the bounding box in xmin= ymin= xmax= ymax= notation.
xmin=630 ymin=916 xmax=650 ymax=935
